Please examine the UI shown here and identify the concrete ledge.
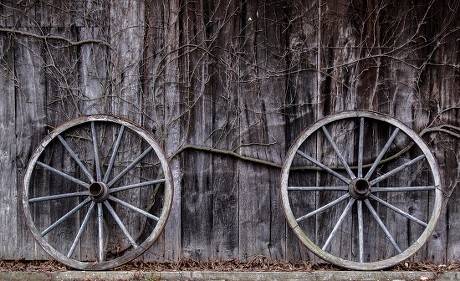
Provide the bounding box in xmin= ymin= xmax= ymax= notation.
xmin=1 ymin=270 xmax=460 ymax=281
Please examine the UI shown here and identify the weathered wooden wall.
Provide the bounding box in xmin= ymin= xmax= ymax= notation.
xmin=0 ymin=0 xmax=459 ymax=263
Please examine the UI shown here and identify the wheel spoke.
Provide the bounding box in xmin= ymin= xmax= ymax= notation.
xmin=107 ymin=147 xmax=153 ymax=188
xmin=58 ymin=135 xmax=94 ymax=182
xmin=296 ymin=150 xmax=350 ymax=184
xmin=357 ymin=200 xmax=364 ymax=263
xmin=29 ymin=191 xmax=88 ymax=203
xmin=322 ymin=126 xmax=356 ymax=179
xmin=364 ymin=199 xmax=402 ymax=253
xmin=358 ymin=117 xmax=364 ymax=178
xmin=369 ymin=194 xmax=428 ymax=227
xmin=41 ymin=197 xmax=92 ymax=236
xmin=91 ymin=122 xmax=102 ymax=181
xmin=109 ymin=196 xmax=160 ymax=221
xmin=296 ymin=194 xmax=350 ymax=223
xmin=67 ymin=201 xmax=96 ymax=258
xmin=97 ymin=203 xmax=104 ymax=262
xmin=364 ymin=128 xmax=400 ymax=180
xmin=103 ymin=125 xmax=125 ymax=183
xmin=110 ymin=179 xmax=165 ymax=193
xmin=322 ymin=198 xmax=355 ymax=250
xmin=36 ymin=161 xmax=88 ymax=188
xmin=288 ymin=186 xmax=348 ymax=191
xmin=103 ymin=201 xmax=138 ymax=249
xmin=370 ymin=155 xmax=425 ymax=185
xmin=372 ymin=186 xmax=436 ymax=192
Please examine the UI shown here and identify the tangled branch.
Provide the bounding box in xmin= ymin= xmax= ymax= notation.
xmin=0 ymin=27 xmax=111 ymax=48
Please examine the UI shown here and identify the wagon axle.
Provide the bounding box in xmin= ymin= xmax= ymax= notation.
xmin=89 ymin=182 xmax=109 ymax=202
xmin=349 ymin=178 xmax=371 ymax=200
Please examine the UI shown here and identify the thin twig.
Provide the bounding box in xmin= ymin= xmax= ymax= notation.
xmin=0 ymin=28 xmax=111 ymax=48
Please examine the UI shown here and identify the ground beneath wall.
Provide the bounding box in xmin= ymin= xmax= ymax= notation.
xmin=1 ymin=260 xmax=460 ymax=280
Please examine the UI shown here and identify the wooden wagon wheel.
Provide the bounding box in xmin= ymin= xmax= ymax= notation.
xmin=281 ymin=111 xmax=443 ymax=270
xmin=22 ymin=115 xmax=173 ymax=270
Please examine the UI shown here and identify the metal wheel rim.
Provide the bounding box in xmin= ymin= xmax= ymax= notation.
xmin=22 ymin=115 xmax=173 ymax=270
xmin=280 ymin=110 xmax=443 ymax=270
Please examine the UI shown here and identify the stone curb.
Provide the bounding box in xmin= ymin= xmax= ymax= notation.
xmin=1 ymin=271 xmax=460 ymax=281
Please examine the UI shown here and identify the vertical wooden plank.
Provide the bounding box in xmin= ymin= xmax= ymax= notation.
xmin=0 ymin=33 xmax=18 ymax=259
xmin=179 ymin=0 xmax=214 ymax=261
xmin=14 ymin=33 xmax=48 ymax=260
xmin=320 ymin=0 xmax=359 ymax=115
xmin=139 ymin=0 xmax=168 ymax=262
xmin=162 ymin=0 xmax=182 ymax=262
xmin=208 ymin=1 xmax=240 ymax=261
xmin=236 ymin=0 xmax=287 ymax=262
xmin=444 ymin=138 xmax=460 ymax=259
xmin=107 ymin=0 xmax=147 ymax=262
xmin=236 ymin=0 xmax=267 ymax=261
xmin=7 ymin=3 xmax=48 ymax=262
xmin=422 ymin=3 xmax=460 ymax=263
xmin=285 ymin=0 xmax=324 ymax=263
xmin=254 ymin=1 xmax=288 ymax=261
xmin=440 ymin=15 xmax=460 ymax=259
xmin=283 ymin=0 xmax=320 ymax=262
xmin=109 ymin=0 xmax=144 ymax=121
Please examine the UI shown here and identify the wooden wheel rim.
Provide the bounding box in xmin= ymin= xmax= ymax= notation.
xmin=22 ymin=115 xmax=173 ymax=270
xmin=280 ymin=111 xmax=443 ymax=270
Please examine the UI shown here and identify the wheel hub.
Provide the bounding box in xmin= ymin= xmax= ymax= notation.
xmin=349 ymin=178 xmax=371 ymax=200
xmin=89 ymin=182 xmax=109 ymax=202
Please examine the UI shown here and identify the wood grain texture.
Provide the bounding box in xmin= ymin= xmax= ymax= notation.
xmin=0 ymin=0 xmax=459 ymax=266
xmin=0 ymin=34 xmax=17 ymax=259
xmin=13 ymin=31 xmax=48 ymax=260
xmin=161 ymin=0 xmax=182 ymax=262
